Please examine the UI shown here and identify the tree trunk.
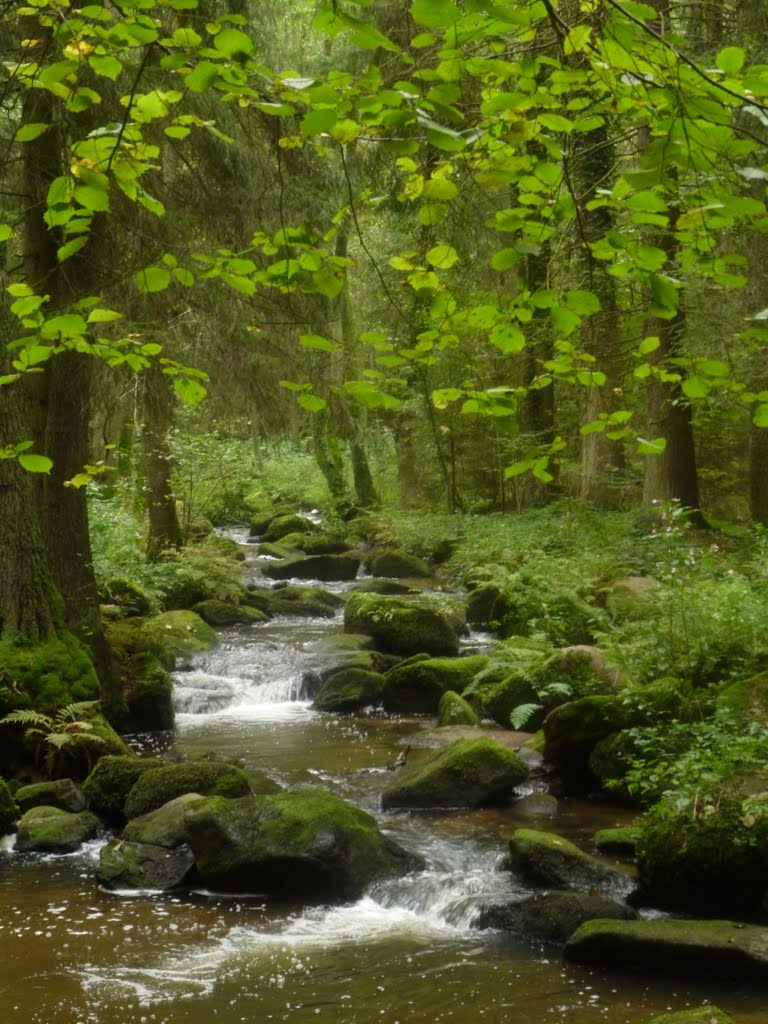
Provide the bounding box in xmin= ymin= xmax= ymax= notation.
xmin=142 ymin=363 xmax=182 ymax=559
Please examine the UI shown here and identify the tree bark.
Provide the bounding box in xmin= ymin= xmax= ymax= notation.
xmin=142 ymin=363 xmax=182 ymax=559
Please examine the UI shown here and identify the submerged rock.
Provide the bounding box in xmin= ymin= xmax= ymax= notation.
xmin=383 ymin=655 xmax=488 ymax=714
xmin=477 ymin=889 xmax=637 ymax=944
xmin=564 ymin=917 xmax=768 ymax=980
xmin=381 ymin=737 xmax=529 ymax=810
xmin=184 ymin=788 xmax=424 ymax=900
xmin=506 ymin=828 xmax=631 ymax=892
xmin=15 ymin=805 xmax=100 ymax=853
xmin=15 ymin=778 xmax=87 ymax=815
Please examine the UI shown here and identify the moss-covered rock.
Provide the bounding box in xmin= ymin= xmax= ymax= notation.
xmin=124 ymin=760 xmax=255 ymax=820
xmin=98 ymin=838 xmax=197 ymax=891
xmin=564 ymin=917 xmax=768 ymax=980
xmin=0 ymin=633 xmax=99 ymax=719
xmin=257 ymin=541 xmax=299 ymax=560
xmin=184 ymin=788 xmax=424 ymax=900
xmin=99 ymin=577 xmax=154 ymax=617
xmin=635 ymin=784 xmax=768 ymax=916
xmin=351 ymin=579 xmax=414 ymax=596
xmin=344 ymin=594 xmax=460 ymax=658
xmin=605 ymin=576 xmax=659 ymax=621
xmin=368 ymin=549 xmax=432 ymax=579
xmin=646 ymin=1007 xmax=734 ymax=1024
xmin=716 ymin=670 xmax=768 ymax=725
xmin=262 ymin=553 xmax=362 ymax=582
xmin=244 ymin=586 xmax=343 ymax=619
xmin=543 ymin=695 xmax=633 ymax=780
xmin=82 ymin=755 xmax=167 ymax=825
xmin=264 ymin=514 xmax=317 ymax=543
xmin=594 ymin=826 xmax=640 ymax=859
xmin=141 ymin=611 xmax=218 ymax=665
xmin=15 ymin=805 xmax=101 ymax=853
xmin=312 ymin=668 xmax=387 ymax=713
xmin=437 ymin=691 xmax=480 ymax=727
xmin=192 ymin=600 xmax=268 ymax=627
xmin=506 ymin=828 xmax=631 ymax=891
xmin=0 ymin=778 xmax=18 ymax=835
xmin=588 ymin=730 xmax=647 ymax=798
xmin=477 ymin=890 xmax=637 ymax=944
xmin=294 ymin=534 xmax=352 ymax=556
xmin=382 ymin=656 xmax=488 ymax=714
xmin=122 ymin=793 xmax=205 ymax=848
xmin=15 ymin=778 xmax=87 ymax=814
xmin=104 ymin=618 xmax=174 ymax=731
xmin=381 ymin=737 xmax=529 ymax=810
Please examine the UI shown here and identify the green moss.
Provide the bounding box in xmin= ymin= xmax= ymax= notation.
xmin=312 ymin=668 xmax=386 ymax=713
xmin=0 ymin=778 xmax=18 ymax=835
xmin=593 ymin=826 xmax=640 ymax=858
xmin=508 ymin=828 xmax=629 ymax=890
xmin=124 ymin=760 xmax=254 ymax=820
xmin=437 ymin=690 xmax=480 ymax=727
xmin=99 ymin=577 xmax=154 ymax=617
xmin=264 ymin=514 xmax=316 ymax=542
xmin=82 ymin=755 xmax=166 ymax=824
xmin=647 ymin=1007 xmax=734 ymax=1024
xmin=0 ymin=633 xmax=99 ymax=716
xmin=543 ymin=695 xmax=632 ymax=777
xmin=383 ymin=655 xmax=488 ymax=713
xmin=716 ymin=670 xmax=768 ymax=725
xmin=15 ymin=805 xmax=101 ymax=853
xmin=381 ymin=737 xmax=529 ymax=809
xmin=192 ymin=600 xmax=268 ymax=627
xmin=344 ymin=593 xmax=460 ymax=658
xmin=141 ymin=611 xmax=218 ymax=665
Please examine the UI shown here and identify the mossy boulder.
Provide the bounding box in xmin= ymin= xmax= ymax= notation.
xmin=184 ymin=788 xmax=424 ymax=900
xmin=352 ymin=579 xmax=414 ymax=596
xmin=294 ymin=534 xmax=352 ymax=556
xmin=141 ymin=611 xmax=218 ymax=665
xmin=122 ymin=793 xmax=206 ymax=848
xmin=192 ymin=600 xmax=268 ymax=627
xmin=0 ymin=778 xmax=18 ymax=835
xmin=437 ymin=691 xmax=480 ymax=727
xmin=104 ymin=618 xmax=174 ymax=731
xmin=0 ymin=633 xmax=99 ymax=719
xmin=594 ymin=826 xmax=640 ymax=859
xmin=506 ymin=828 xmax=631 ymax=892
xmin=588 ymin=730 xmax=648 ymax=798
xmin=381 ymin=737 xmax=529 ymax=810
xmin=605 ymin=576 xmax=659 ymax=621
xmin=646 ymin=1007 xmax=734 ymax=1024
xmin=244 ymin=586 xmax=343 ymax=619
xmin=15 ymin=778 xmax=87 ymax=814
xmin=123 ymin=760 xmax=255 ymax=820
xmin=564 ymin=917 xmax=768 ymax=980
xmin=82 ymin=755 xmax=167 ymax=825
xmin=368 ymin=549 xmax=432 ymax=579
xmin=15 ymin=805 xmax=101 ymax=853
xmin=312 ymin=668 xmax=387 ymax=713
xmin=257 ymin=541 xmax=299 ymax=559
xmin=263 ymin=514 xmax=317 ymax=543
xmin=382 ymin=655 xmax=488 ymax=714
xmin=716 ymin=670 xmax=768 ymax=725
xmin=543 ymin=695 xmax=633 ymax=780
xmin=248 ymin=506 xmax=294 ymax=538
xmin=98 ymin=839 xmax=196 ymax=891
xmin=344 ymin=594 xmax=460 ymax=658
xmin=477 ymin=890 xmax=637 ymax=944
xmin=99 ymin=577 xmax=154 ymax=617
xmin=262 ymin=553 xmax=362 ymax=582
xmin=635 ymin=784 xmax=768 ymax=916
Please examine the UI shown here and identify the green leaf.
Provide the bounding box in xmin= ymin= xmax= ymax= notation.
xmin=565 ymin=290 xmax=601 ymax=314
xmin=297 ymin=393 xmax=327 ymax=413
xmin=490 ymin=323 xmax=525 ymax=354
xmin=87 ymin=308 xmax=122 ymax=323
xmin=753 ymin=405 xmax=768 ymax=428
xmin=299 ymin=334 xmax=338 ymax=352
xmin=638 ymin=336 xmax=660 ymax=355
xmin=15 ymin=123 xmax=50 ymax=143
xmin=637 ymin=437 xmax=667 ymax=456
xmin=185 ymin=61 xmax=220 ymax=92
xmin=173 ymin=267 xmax=195 ymax=287
xmin=89 ymin=54 xmax=122 ymax=80
xmin=174 ymin=377 xmax=207 ymax=405
xmin=425 ymin=244 xmax=458 ymax=269
xmin=0 ymin=224 xmax=11 ymax=243
xmin=74 ymin=185 xmax=110 ymax=212
xmin=57 ymin=236 xmax=88 ymax=262
xmin=626 ymin=190 xmax=667 ymax=213
xmin=717 ymin=46 xmax=745 ymax=75
xmin=410 ymin=0 xmax=459 ymax=29
xmin=538 ymin=112 xmax=573 ymax=133
xmin=136 ymin=267 xmax=171 ymax=293
xmin=564 ymin=24 xmax=591 ymax=55
xmin=18 ymin=453 xmax=53 ymax=474
xmin=681 ymin=376 xmax=710 ymax=399
xmin=213 ymin=27 xmax=254 ymax=59
xmin=490 ymin=248 xmax=518 ymax=271
xmin=300 ymin=108 xmax=338 ymax=135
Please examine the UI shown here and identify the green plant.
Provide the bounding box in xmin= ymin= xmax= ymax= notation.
xmin=0 ymin=702 xmax=108 ymax=776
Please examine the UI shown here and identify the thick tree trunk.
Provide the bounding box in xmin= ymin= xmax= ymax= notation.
xmin=142 ymin=363 xmax=182 ymax=559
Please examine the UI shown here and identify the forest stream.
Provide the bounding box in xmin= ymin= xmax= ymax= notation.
xmin=1 ymin=533 xmax=766 ymax=1024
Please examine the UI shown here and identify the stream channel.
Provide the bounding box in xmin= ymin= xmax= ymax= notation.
xmin=1 ymin=531 xmax=766 ymax=1024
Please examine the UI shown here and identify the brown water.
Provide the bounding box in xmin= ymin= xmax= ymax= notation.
xmin=2 ymin=552 xmax=766 ymax=1023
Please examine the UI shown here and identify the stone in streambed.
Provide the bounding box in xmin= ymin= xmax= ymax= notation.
xmin=476 ymin=889 xmax=637 ymax=944
xmin=381 ymin=737 xmax=529 ymax=810
xmin=564 ymin=917 xmax=768 ymax=981
xmin=98 ymin=839 xmax=196 ymax=891
xmin=437 ymin=690 xmax=480 ymax=727
xmin=368 ymin=549 xmax=432 ymax=579
xmin=312 ymin=668 xmax=387 ymax=713
xmin=345 ymin=593 xmax=460 ymax=658
xmin=243 ymin=585 xmax=343 ymax=619
xmin=15 ymin=805 xmax=101 ymax=853
xmin=506 ymin=828 xmax=631 ymax=892
xmin=15 ymin=778 xmax=87 ymax=814
xmin=192 ymin=600 xmax=268 ymax=627
xmin=123 ymin=760 xmax=256 ymax=820
xmin=184 ymin=789 xmax=424 ymax=901
xmin=82 ymin=755 xmax=166 ymax=825
xmin=262 ymin=553 xmax=361 ymax=583
xmin=383 ymin=655 xmax=488 ymax=714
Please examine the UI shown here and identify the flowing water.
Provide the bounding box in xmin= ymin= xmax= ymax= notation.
xmin=1 ymin=538 xmax=766 ymax=1023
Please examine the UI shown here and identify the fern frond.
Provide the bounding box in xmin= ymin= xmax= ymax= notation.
xmin=510 ymin=702 xmax=542 ymax=730
xmin=0 ymin=709 xmax=52 ymax=728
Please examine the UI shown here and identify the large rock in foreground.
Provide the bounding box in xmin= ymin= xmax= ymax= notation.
xmin=381 ymin=737 xmax=529 ymax=810
xmin=185 ymin=789 xmax=424 ymax=900
xmin=344 ymin=594 xmax=460 ymax=658
xmin=98 ymin=839 xmax=196 ymax=891
xmin=564 ymin=917 xmax=768 ymax=981
xmin=506 ymin=828 xmax=631 ymax=892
